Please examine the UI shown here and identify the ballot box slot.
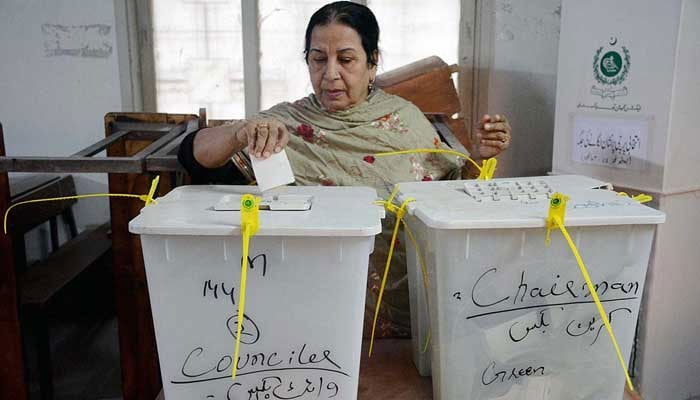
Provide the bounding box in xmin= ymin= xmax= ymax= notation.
xmin=214 ymin=194 xmax=313 ymax=211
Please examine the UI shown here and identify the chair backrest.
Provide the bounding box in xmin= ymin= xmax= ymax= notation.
xmin=375 ymin=56 xmax=471 ymax=150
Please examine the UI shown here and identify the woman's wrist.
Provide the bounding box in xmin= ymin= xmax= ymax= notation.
xmin=193 ymin=120 xmax=248 ymax=168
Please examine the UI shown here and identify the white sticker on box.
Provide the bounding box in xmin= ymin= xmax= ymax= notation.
xmin=571 ymin=115 xmax=649 ymax=170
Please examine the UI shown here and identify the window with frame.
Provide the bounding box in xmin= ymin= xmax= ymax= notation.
xmin=151 ymin=0 xmax=461 ymax=119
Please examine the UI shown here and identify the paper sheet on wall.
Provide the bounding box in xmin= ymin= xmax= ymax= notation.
xmin=250 ymin=149 xmax=295 ymax=192
xmin=571 ymin=115 xmax=649 ymax=170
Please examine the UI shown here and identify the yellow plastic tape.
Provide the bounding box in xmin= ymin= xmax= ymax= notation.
xmin=618 ymin=192 xmax=653 ymax=204
xmin=546 ymin=193 xmax=636 ymax=393
xmin=477 ymin=158 xmax=498 ymax=181
xmin=368 ymin=186 xmax=414 ymax=357
xmin=632 ymin=194 xmax=653 ymax=204
xmin=370 ymin=192 xmax=431 ymax=353
xmin=545 ymin=193 xmax=569 ymax=245
xmin=372 ymin=148 xmax=497 ymax=181
xmin=143 ymin=175 xmax=160 ymax=206
xmin=3 ymin=176 xmax=160 ymax=235
xmin=232 ymin=194 xmax=260 ymax=379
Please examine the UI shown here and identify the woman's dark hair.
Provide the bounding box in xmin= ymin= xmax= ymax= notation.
xmin=304 ymin=1 xmax=379 ymax=66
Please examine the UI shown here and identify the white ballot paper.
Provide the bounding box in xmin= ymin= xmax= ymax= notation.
xmin=250 ymin=149 xmax=295 ymax=192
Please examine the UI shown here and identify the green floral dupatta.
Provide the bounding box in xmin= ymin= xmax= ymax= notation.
xmin=258 ymin=88 xmax=463 ymax=336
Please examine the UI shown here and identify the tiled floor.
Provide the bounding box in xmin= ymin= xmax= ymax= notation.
xmin=358 ymin=339 xmax=432 ymax=400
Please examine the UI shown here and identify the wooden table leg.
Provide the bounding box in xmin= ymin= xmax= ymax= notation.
xmin=103 ymin=112 xmax=196 ymax=399
xmin=0 ymin=123 xmax=29 ymax=399
xmin=107 ymin=136 xmax=163 ymax=399
xmin=109 ymin=174 xmax=163 ymax=400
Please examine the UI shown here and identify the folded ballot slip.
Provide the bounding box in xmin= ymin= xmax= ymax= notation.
xmin=250 ymin=149 xmax=295 ymax=192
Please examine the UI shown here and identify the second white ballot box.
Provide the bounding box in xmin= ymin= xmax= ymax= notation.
xmin=397 ymin=175 xmax=664 ymax=400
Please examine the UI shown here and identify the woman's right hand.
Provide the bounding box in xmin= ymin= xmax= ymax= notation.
xmin=236 ymin=118 xmax=290 ymax=159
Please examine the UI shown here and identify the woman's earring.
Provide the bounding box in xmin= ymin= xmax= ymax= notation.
xmin=368 ymin=79 xmax=375 ymax=92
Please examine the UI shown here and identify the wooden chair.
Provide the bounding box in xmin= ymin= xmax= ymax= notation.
xmin=375 ymin=56 xmax=472 ymax=153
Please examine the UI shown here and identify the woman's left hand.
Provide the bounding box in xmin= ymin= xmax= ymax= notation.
xmin=476 ymin=114 xmax=511 ymax=159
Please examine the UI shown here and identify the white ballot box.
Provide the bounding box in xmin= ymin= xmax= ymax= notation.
xmin=396 ymin=175 xmax=664 ymax=400
xmin=403 ymin=176 xmax=613 ymax=377
xmin=129 ymin=185 xmax=383 ymax=400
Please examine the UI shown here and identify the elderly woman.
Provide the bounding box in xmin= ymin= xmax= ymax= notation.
xmin=179 ymin=1 xmax=511 ymax=337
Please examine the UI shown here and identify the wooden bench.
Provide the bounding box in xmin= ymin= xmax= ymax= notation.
xmin=20 ymin=225 xmax=111 ymax=400
xmin=9 ymin=175 xmax=78 ymax=272
xmin=19 ymin=224 xmax=112 ymax=306
xmin=7 ymin=174 xmax=112 ymax=400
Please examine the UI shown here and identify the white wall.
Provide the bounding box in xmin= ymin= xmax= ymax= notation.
xmin=638 ymin=190 xmax=700 ymax=400
xmin=0 ymin=0 xmax=130 ymax=262
xmin=477 ymin=0 xmax=562 ymax=177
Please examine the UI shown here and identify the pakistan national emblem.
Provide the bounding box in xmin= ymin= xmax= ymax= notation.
xmin=591 ymin=37 xmax=630 ymax=99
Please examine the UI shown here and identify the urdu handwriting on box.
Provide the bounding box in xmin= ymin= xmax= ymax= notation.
xmin=128 ymin=185 xmax=383 ymax=400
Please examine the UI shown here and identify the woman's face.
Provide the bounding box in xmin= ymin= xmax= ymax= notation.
xmin=307 ymin=22 xmax=377 ymax=112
